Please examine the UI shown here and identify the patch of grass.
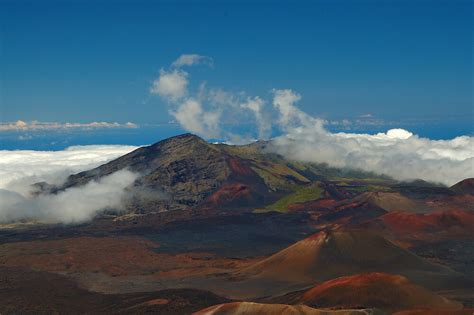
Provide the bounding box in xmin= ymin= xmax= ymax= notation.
xmin=250 ymin=160 xmax=310 ymax=191
xmin=264 ymin=183 xmax=324 ymax=213
xmin=250 ymin=166 xmax=298 ymax=191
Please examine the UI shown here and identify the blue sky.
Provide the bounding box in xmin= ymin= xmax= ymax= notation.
xmin=1 ymin=0 xmax=472 ymax=128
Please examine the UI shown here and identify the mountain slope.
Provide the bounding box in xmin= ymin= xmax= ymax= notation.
xmin=451 ymin=178 xmax=474 ymax=195
xmin=298 ymin=273 xmax=462 ymax=312
xmin=362 ymin=209 xmax=474 ymax=244
xmin=48 ymin=134 xmax=295 ymax=212
xmin=193 ymin=302 xmax=384 ymax=315
xmin=233 ymin=229 xmax=465 ymax=296
xmin=53 ymin=134 xmax=232 ymax=211
xmin=38 ymin=133 xmax=416 ymax=216
xmin=44 ymin=133 xmax=388 ymax=215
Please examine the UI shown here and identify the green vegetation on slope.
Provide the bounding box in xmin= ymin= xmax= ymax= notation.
xmin=263 ymin=183 xmax=324 ymax=213
xmin=251 ymin=162 xmax=310 ymax=191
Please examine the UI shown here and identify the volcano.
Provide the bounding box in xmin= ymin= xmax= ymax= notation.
xmin=234 ymin=229 xmax=465 ymax=296
xmin=451 ymin=178 xmax=474 ymax=195
xmin=362 ymin=209 xmax=474 ymax=245
xmin=42 ymin=134 xmax=313 ymax=212
xmin=297 ymin=272 xmax=462 ymax=312
xmin=193 ymin=302 xmax=383 ymax=315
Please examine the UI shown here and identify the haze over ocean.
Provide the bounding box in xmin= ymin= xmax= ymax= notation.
xmin=0 ymin=120 xmax=471 ymax=151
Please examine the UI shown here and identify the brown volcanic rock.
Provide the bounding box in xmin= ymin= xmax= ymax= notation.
xmin=0 ymin=267 xmax=229 ymax=314
xmin=362 ymin=209 xmax=474 ymax=245
xmin=330 ymin=191 xmax=427 ymax=214
xmin=298 ymin=273 xmax=462 ymax=312
xmin=193 ymin=302 xmax=384 ymax=315
xmin=45 ymin=134 xmax=306 ymax=213
xmin=49 ymin=134 xmax=274 ymax=212
xmin=203 ymin=183 xmax=265 ymax=208
xmin=317 ymin=194 xmax=388 ymax=226
xmin=234 ymin=230 xmax=463 ymax=296
xmin=357 ymin=192 xmax=426 ymax=212
xmin=53 ymin=133 xmax=231 ymax=211
xmin=0 ymin=236 xmax=254 ymax=278
xmin=451 ymin=178 xmax=474 ymax=195
xmin=292 ymin=190 xmax=463 ymax=230
xmin=305 ymin=192 xmax=426 ymax=228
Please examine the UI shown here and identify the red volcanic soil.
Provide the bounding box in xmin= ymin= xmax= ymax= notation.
xmin=0 ymin=236 xmax=255 ymax=277
xmin=299 ymin=272 xmax=462 ymax=312
xmin=364 ymin=209 xmax=474 ymax=244
xmin=205 ymin=183 xmax=263 ymax=208
xmin=357 ymin=192 xmax=426 ymax=212
xmin=0 ymin=267 xmax=230 ymax=314
xmin=234 ymin=229 xmax=461 ymax=295
xmin=279 ymin=184 xmax=388 ymax=215
xmin=285 ymin=193 xmax=391 ymax=227
xmin=0 ymin=236 xmax=160 ymax=276
xmin=326 ymin=192 xmax=426 ymax=214
xmin=381 ymin=210 xmax=474 ymax=232
xmin=193 ymin=302 xmax=380 ymax=315
xmin=227 ymin=157 xmax=254 ymax=176
xmin=451 ymin=178 xmax=474 ymax=195
xmin=303 ymin=192 xmax=425 ymax=227
xmin=287 ymin=198 xmax=338 ymax=212
xmin=427 ymin=194 xmax=474 ymax=212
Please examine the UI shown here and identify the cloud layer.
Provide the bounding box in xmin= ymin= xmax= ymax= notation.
xmin=151 ymin=55 xmax=474 ymax=185
xmin=271 ymin=123 xmax=473 ymax=186
xmin=267 ymin=89 xmax=473 ymax=186
xmin=0 ymin=170 xmax=138 ymax=223
xmin=0 ymin=145 xmax=139 ymax=224
xmin=0 ymin=120 xmax=138 ymax=132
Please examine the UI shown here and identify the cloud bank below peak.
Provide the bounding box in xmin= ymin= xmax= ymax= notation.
xmin=0 ymin=145 xmax=139 ymax=224
xmin=150 ymin=54 xmax=474 ymax=185
xmin=272 ymin=127 xmax=473 ymax=186
xmin=0 ymin=169 xmax=138 ymax=224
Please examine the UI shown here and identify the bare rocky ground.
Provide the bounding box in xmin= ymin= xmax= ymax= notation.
xmin=1 ymin=135 xmax=473 ymax=314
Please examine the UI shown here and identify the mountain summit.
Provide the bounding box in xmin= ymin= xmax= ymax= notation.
xmin=47 ymin=134 xmax=318 ymax=212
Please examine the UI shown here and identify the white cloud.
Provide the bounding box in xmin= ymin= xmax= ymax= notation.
xmin=271 ymin=125 xmax=474 ymax=186
xmin=272 ymin=89 xmax=324 ymax=131
xmin=0 ymin=145 xmax=139 ymax=224
xmin=385 ymin=128 xmax=413 ymax=139
xmin=0 ymin=170 xmax=138 ymax=224
xmin=150 ymin=69 xmax=188 ymax=101
xmin=272 ymin=89 xmax=302 ymax=127
xmin=0 ymin=145 xmax=138 ymax=195
xmin=150 ymin=56 xmax=241 ymax=139
xmin=170 ymin=98 xmax=221 ymax=138
xmin=172 ymin=54 xmax=213 ymax=68
xmin=0 ymin=120 xmax=138 ymax=132
xmin=208 ymin=88 xmax=240 ymax=107
xmin=241 ymin=96 xmax=271 ymax=139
